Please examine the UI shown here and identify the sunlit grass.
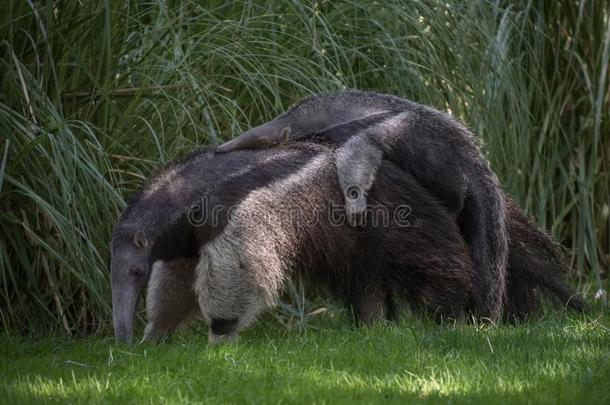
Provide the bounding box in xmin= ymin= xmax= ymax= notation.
xmin=1 ymin=312 xmax=609 ymax=403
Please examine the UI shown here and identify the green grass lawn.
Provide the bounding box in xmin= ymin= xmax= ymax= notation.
xmin=1 ymin=311 xmax=609 ymax=404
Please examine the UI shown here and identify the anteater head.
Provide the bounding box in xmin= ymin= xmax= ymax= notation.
xmin=216 ymin=119 xmax=291 ymax=153
xmin=110 ymin=228 xmax=153 ymax=345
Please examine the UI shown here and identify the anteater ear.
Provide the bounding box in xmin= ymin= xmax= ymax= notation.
xmin=133 ymin=230 xmax=149 ymax=248
xmin=280 ymin=126 xmax=291 ymax=142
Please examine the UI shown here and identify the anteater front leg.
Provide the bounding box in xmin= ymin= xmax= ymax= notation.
xmin=142 ymin=258 xmax=199 ymax=343
xmin=335 ymin=135 xmax=383 ymax=227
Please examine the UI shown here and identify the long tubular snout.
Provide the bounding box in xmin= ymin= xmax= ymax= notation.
xmin=112 ymin=285 xmax=141 ymax=345
xmin=216 ymin=120 xmax=285 ymax=153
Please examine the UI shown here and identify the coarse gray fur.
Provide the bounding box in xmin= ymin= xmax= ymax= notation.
xmin=216 ymin=90 xmax=509 ymax=322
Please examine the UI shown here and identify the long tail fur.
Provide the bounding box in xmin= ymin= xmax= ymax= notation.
xmin=504 ymin=197 xmax=584 ymax=320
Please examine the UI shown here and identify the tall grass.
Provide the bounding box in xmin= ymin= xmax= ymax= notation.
xmin=0 ymin=0 xmax=608 ymax=336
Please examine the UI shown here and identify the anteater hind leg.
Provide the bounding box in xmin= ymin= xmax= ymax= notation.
xmin=459 ymin=183 xmax=508 ymax=323
xmin=143 ymin=258 xmax=199 ymax=342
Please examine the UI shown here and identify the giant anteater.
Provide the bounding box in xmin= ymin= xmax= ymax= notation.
xmin=111 ymin=144 xmax=581 ymax=344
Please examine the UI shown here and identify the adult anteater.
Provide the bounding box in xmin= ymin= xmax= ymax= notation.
xmin=110 ymin=144 xmax=581 ymax=344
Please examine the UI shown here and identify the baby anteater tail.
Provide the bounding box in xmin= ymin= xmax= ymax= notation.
xmin=504 ymin=198 xmax=584 ymax=320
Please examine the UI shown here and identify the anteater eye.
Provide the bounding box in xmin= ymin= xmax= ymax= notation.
xmin=129 ymin=266 xmax=144 ymax=278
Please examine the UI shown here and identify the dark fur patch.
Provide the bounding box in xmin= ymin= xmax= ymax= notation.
xmin=311 ymin=111 xmax=397 ymax=145
xmin=210 ymin=318 xmax=237 ymax=335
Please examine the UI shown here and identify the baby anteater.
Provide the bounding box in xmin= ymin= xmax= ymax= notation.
xmin=216 ymin=90 xmax=508 ymax=323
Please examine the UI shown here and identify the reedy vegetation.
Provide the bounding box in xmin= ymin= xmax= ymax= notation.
xmin=0 ymin=0 xmax=608 ymax=336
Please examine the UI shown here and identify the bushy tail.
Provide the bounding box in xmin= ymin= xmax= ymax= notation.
xmin=504 ymin=197 xmax=584 ymax=320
